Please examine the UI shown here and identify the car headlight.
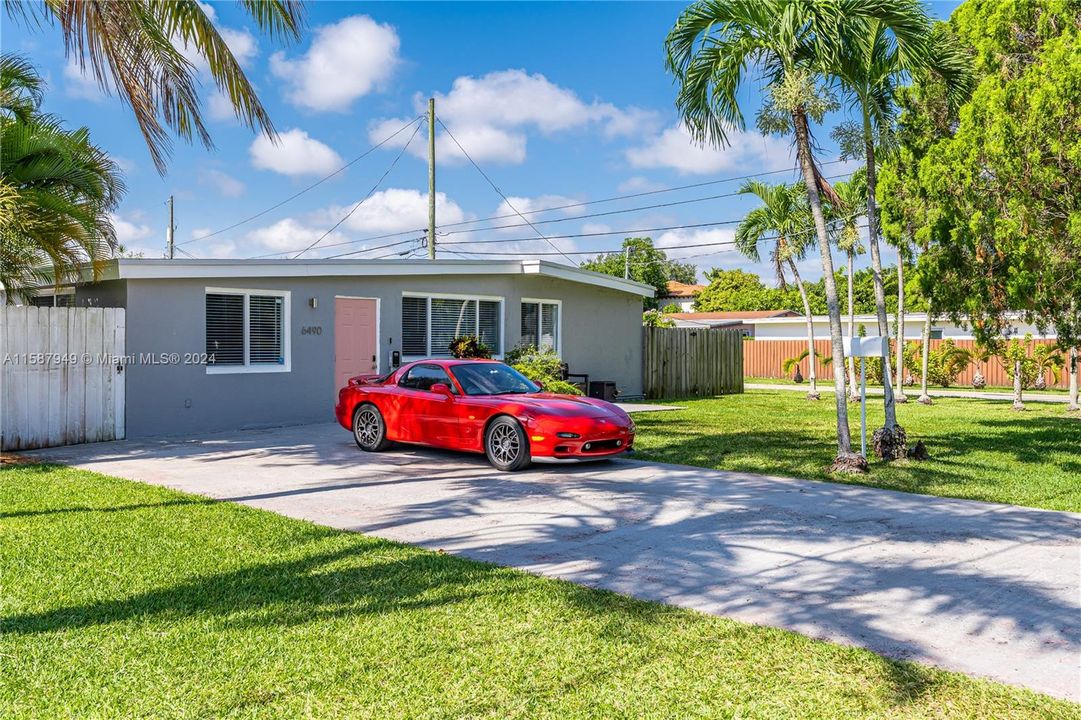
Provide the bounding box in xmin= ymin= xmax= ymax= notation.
xmin=556 ymin=431 xmax=580 ymax=439
xmin=628 ymin=419 xmax=637 ymax=432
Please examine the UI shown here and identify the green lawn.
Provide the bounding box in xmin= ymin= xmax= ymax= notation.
xmin=634 ymin=390 xmax=1081 ymax=513
xmin=3 ymin=465 xmax=1076 ymax=719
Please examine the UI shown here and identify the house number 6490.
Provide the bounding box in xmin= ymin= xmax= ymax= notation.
xmin=301 ymin=326 xmax=322 ymax=335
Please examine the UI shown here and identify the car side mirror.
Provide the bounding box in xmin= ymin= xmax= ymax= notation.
xmin=534 ymin=380 xmax=544 ymax=390
xmin=430 ymin=382 xmax=454 ymax=398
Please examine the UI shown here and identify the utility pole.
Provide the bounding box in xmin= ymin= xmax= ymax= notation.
xmin=427 ymin=97 xmax=436 ymax=260
xmin=167 ymin=195 xmax=175 ymax=259
xmin=623 ymin=246 xmax=630 ymax=279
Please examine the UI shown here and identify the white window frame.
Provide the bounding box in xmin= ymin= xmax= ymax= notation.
xmin=205 ymin=287 xmax=291 ymax=375
xmin=401 ymin=291 xmax=505 ymax=360
xmin=521 ymin=297 xmax=563 ymax=356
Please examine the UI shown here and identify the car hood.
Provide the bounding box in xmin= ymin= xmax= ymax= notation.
xmin=512 ymin=394 xmax=630 ymax=421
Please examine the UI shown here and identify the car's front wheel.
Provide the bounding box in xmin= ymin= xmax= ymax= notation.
xmin=484 ymin=416 xmax=531 ymax=471
xmin=353 ymin=403 xmax=391 ymax=451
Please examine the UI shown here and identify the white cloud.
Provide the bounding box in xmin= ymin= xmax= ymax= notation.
xmin=249 ymin=128 xmax=343 ymax=177
xmin=271 ymin=15 xmax=399 ymax=112
xmin=202 ymin=169 xmax=245 ymax=198
xmin=617 ymin=176 xmax=666 ymax=194
xmin=63 ymin=60 xmax=109 ymax=101
xmin=627 ymin=124 xmax=794 ymax=175
xmin=206 ymin=91 xmax=236 ymax=121
xmin=493 ymin=194 xmax=584 ymax=221
xmin=109 ymin=212 xmax=153 ymax=244
xmin=322 ymin=189 xmax=467 ymax=234
xmin=369 ymin=70 xmax=661 ymax=166
xmin=220 ymin=28 xmax=258 ymax=66
xmin=244 ymin=218 xmax=339 ymax=254
xmin=579 ymin=222 xmax=612 ymax=236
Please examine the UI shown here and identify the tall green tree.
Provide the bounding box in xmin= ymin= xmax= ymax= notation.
xmin=916 ymin=0 xmax=1080 ymax=411
xmin=6 ymin=0 xmax=305 ymax=173
xmin=734 ymin=180 xmax=822 ymax=399
xmin=581 ymin=237 xmax=697 ymax=309
xmin=1 ymin=55 xmax=123 ymax=300
xmin=666 ymin=0 xmax=934 ymax=468
xmin=830 ymin=7 xmax=973 ymax=454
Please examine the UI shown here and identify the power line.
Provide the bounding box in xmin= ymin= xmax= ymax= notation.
xmin=434 ymin=158 xmax=850 ymax=230
xmin=292 ymin=121 xmax=424 ymax=259
xmin=435 ymin=117 xmax=580 ymax=266
xmin=180 ymin=115 xmax=424 ymax=246
xmin=239 ymin=160 xmax=852 ymax=260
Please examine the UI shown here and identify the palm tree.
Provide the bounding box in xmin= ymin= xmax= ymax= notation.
xmin=667 ymin=0 xmax=904 ymax=470
xmin=735 ymin=181 xmax=820 ymax=400
xmin=1 ymin=55 xmax=122 ymax=300
xmin=831 ymin=13 xmax=973 ymax=455
xmin=830 ymin=171 xmax=866 ymax=401
xmin=5 ymin=1 xmax=305 ymax=173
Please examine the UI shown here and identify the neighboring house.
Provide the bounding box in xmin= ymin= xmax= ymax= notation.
xmin=55 ymin=258 xmax=652 ymax=438
xmin=665 ymin=310 xmax=799 ymax=337
xmin=657 ymin=281 xmax=706 ymax=312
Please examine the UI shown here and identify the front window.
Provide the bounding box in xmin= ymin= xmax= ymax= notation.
xmin=401 ymin=294 xmax=502 ymax=358
xmin=451 ymin=362 xmax=539 ymax=396
xmin=521 ymin=299 xmax=560 ymax=352
xmin=205 ymin=288 xmax=290 ymax=373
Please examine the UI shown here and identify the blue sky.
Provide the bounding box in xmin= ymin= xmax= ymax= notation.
xmin=5 ymin=1 xmax=959 ymax=282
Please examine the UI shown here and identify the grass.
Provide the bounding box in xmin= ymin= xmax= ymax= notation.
xmin=3 ymin=465 xmax=1077 ymax=719
xmin=633 ymin=390 xmax=1081 ymax=513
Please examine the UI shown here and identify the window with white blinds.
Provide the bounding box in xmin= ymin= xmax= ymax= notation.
xmin=205 ymin=289 xmax=290 ymax=373
xmin=521 ymin=299 xmax=561 ymax=353
xmin=401 ymin=294 xmax=503 ymax=358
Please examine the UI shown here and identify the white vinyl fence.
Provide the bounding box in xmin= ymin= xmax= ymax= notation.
xmin=1 ymin=306 xmax=125 ymax=451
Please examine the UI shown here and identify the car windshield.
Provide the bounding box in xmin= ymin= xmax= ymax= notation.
xmin=451 ymin=362 xmax=540 ymax=396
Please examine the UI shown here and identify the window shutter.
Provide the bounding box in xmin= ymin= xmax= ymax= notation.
xmin=402 ymin=296 xmax=429 ymax=356
xmin=540 ymin=303 xmax=559 ymax=351
xmin=520 ymin=302 xmax=538 ymax=348
xmin=431 ymin=298 xmax=476 ymax=356
xmin=479 ymin=300 xmax=501 ymax=354
xmin=206 ymin=293 xmax=244 ymax=365
xmin=249 ymin=295 xmax=284 ymax=364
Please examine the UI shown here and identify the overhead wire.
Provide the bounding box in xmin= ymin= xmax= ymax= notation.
xmin=435 ymin=117 xmax=580 ymax=266
xmin=180 ymin=115 xmax=425 ymax=246
xmin=292 ymin=120 xmax=425 ymax=259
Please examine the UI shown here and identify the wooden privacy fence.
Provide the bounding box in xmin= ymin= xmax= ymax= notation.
xmin=743 ymin=337 xmax=1068 ymax=389
xmin=644 ymin=327 xmax=743 ymax=399
xmin=1 ymin=306 xmax=125 ymax=451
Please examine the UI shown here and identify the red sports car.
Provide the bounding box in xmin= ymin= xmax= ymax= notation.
xmin=334 ymin=359 xmax=635 ymax=471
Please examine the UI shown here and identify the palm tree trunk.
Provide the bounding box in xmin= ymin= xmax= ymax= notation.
xmin=792 ymin=107 xmax=859 ymax=469
xmin=847 ymin=251 xmax=858 ymax=401
xmin=863 ymin=115 xmax=899 ymax=431
xmin=918 ymin=308 xmax=933 ymax=405
xmin=1068 ymin=345 xmax=1079 ymax=412
xmin=895 ymin=255 xmax=908 ymax=402
xmin=1012 ymin=360 xmax=1025 ymax=411
xmin=788 ymin=259 xmax=819 ymax=400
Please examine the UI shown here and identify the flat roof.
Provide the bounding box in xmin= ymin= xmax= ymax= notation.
xmin=77 ymin=258 xmax=655 ymax=297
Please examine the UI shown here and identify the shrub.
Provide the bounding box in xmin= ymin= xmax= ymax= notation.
xmin=903 ymin=339 xmax=972 ymax=387
xmin=448 ymin=336 xmax=492 ymax=359
xmin=504 ymin=344 xmax=583 ymax=395
xmin=643 ymin=309 xmax=676 ymax=327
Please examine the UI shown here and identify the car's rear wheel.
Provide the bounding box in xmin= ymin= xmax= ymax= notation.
xmin=484 ymin=416 xmax=531 ymax=471
xmin=353 ymin=403 xmax=390 ymax=451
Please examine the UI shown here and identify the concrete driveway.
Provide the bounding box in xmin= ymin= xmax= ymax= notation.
xmin=26 ymin=423 xmax=1081 ymax=701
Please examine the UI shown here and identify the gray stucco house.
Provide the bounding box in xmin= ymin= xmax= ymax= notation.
xmin=63 ymin=258 xmax=652 ymax=439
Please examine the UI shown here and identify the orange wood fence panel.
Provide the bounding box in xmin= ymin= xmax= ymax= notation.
xmin=742 ymin=338 xmax=1069 ymax=389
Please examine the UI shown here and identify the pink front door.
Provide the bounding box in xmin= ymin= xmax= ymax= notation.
xmin=334 ymin=297 xmax=378 ymax=392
